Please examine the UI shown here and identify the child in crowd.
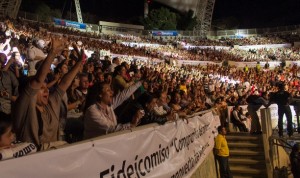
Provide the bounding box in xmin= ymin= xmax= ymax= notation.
xmin=0 ymin=113 xmax=37 ymax=161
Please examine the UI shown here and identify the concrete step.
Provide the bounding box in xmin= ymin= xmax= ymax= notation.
xmin=229 ymin=158 xmax=265 ymax=165
xmin=231 ymin=166 xmax=267 ymax=176
xmin=228 ymin=142 xmax=263 ymax=150
xmin=229 ymin=158 xmax=266 ymax=169
xmin=226 ymin=133 xmax=267 ymax=177
xmin=230 ymin=149 xmax=264 ymax=156
xmin=233 ymin=175 xmax=266 ymax=178
xmin=226 ymin=135 xmax=262 ymax=143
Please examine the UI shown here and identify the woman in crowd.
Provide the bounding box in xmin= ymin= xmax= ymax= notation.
xmin=83 ymin=80 xmax=143 ymax=139
xmin=13 ymin=38 xmax=84 ymax=150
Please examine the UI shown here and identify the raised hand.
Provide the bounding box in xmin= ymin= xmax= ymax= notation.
xmin=51 ymin=35 xmax=68 ymax=54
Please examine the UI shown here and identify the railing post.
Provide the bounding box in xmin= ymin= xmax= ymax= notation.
xmin=260 ymin=108 xmax=273 ymax=178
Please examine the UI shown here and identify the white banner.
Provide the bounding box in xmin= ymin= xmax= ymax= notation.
xmin=236 ymin=43 xmax=291 ymax=50
xmin=0 ymin=111 xmax=219 ymax=178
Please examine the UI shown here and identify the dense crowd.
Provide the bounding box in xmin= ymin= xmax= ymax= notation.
xmin=0 ymin=18 xmax=300 ymax=161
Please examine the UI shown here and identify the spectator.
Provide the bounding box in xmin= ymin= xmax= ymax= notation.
xmin=75 ymin=73 xmax=89 ymax=111
xmin=112 ymin=65 xmax=135 ymax=95
xmin=137 ymin=92 xmax=175 ymax=125
xmin=108 ymin=57 xmax=120 ymax=73
xmin=230 ymin=105 xmax=248 ymax=132
xmin=0 ymin=53 xmax=19 ymax=115
xmin=214 ymin=126 xmax=232 ymax=178
xmin=83 ymin=81 xmax=142 ymax=139
xmin=26 ymin=39 xmax=46 ymax=76
xmin=0 ymin=112 xmax=37 ymax=161
xmin=268 ymin=82 xmax=293 ymax=137
xmin=13 ymin=37 xmax=82 ymax=150
xmin=246 ymin=91 xmax=268 ymax=134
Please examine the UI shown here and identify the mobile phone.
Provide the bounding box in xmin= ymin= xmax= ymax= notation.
xmin=23 ymin=69 xmax=28 ymax=76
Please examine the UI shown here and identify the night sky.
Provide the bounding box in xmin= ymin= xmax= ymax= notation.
xmin=20 ymin=0 xmax=300 ymax=28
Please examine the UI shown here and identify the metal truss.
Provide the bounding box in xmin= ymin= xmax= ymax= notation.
xmin=74 ymin=0 xmax=83 ymax=23
xmin=0 ymin=0 xmax=22 ymax=19
xmin=194 ymin=0 xmax=215 ymax=37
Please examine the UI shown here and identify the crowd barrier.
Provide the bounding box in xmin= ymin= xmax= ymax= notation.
xmin=0 ymin=110 xmax=220 ymax=178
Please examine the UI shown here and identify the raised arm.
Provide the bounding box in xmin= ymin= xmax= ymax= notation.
xmin=1 ymin=56 xmax=14 ymax=71
xmin=58 ymin=44 xmax=84 ymax=92
xmin=30 ymin=36 xmax=66 ymax=89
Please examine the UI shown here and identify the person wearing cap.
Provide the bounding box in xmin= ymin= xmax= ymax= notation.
xmin=290 ymin=143 xmax=300 ymax=178
xmin=27 ymin=39 xmax=46 ymax=76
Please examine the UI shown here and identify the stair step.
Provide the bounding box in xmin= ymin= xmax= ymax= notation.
xmin=233 ymin=175 xmax=266 ymax=178
xmin=229 ymin=158 xmax=265 ymax=165
xmin=228 ymin=142 xmax=263 ymax=149
xmin=226 ymin=135 xmax=262 ymax=141
xmin=226 ymin=134 xmax=267 ymax=177
xmin=230 ymin=150 xmax=264 ymax=156
xmin=231 ymin=166 xmax=267 ymax=175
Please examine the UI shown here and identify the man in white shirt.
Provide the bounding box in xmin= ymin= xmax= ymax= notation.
xmin=27 ymin=39 xmax=46 ymax=76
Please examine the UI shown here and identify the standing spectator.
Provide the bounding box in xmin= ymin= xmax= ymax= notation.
xmin=269 ymin=82 xmax=293 ymax=137
xmin=75 ymin=73 xmax=89 ymax=111
xmin=112 ymin=65 xmax=135 ymax=94
xmin=214 ymin=126 xmax=232 ymax=178
xmin=138 ymin=92 xmax=175 ymax=125
xmin=108 ymin=57 xmax=120 ymax=73
xmin=100 ymin=55 xmax=111 ymax=72
xmin=13 ymin=37 xmax=82 ymax=150
xmin=246 ymin=92 xmax=269 ymax=134
xmin=0 ymin=53 xmax=19 ymax=115
xmin=26 ymin=39 xmax=46 ymax=76
xmin=83 ymin=81 xmax=142 ymax=139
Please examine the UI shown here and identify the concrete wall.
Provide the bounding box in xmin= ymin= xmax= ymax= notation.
xmin=191 ymin=151 xmax=218 ymax=178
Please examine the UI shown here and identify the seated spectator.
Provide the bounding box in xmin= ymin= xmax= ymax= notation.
xmin=230 ymin=105 xmax=248 ymax=132
xmin=13 ymin=37 xmax=83 ymax=150
xmin=0 ymin=112 xmax=37 ymax=161
xmin=83 ymin=81 xmax=143 ymax=139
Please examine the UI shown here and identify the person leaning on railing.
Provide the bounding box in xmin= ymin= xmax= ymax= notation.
xmin=83 ymin=80 xmax=143 ymax=139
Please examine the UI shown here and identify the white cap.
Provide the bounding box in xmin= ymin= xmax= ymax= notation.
xmin=37 ymin=39 xmax=45 ymax=49
xmin=11 ymin=47 xmax=19 ymax=53
xmin=77 ymin=41 xmax=83 ymax=46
